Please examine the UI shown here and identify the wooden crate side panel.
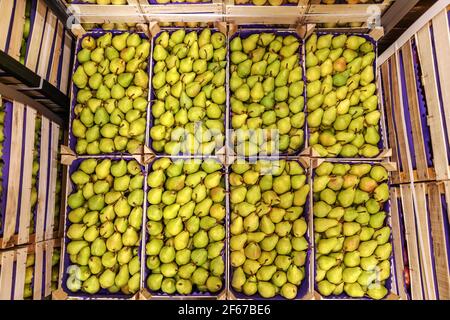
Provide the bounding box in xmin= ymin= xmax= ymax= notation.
xmin=49 ymin=21 xmax=64 ymax=87
xmin=35 ymin=117 xmax=51 ymax=243
xmin=427 ymin=183 xmax=450 ymax=300
xmin=45 ymin=122 xmax=59 ymax=240
xmin=17 ymin=107 xmax=37 ymax=245
xmin=416 ymin=24 xmax=450 ymax=181
xmin=2 ymin=102 xmax=25 ymax=248
xmin=413 ymin=183 xmax=437 ymax=299
xmin=400 ymin=184 xmax=423 ymax=300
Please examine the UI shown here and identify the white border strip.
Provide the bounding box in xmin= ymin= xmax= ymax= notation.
xmin=378 ymin=0 xmax=450 ymax=66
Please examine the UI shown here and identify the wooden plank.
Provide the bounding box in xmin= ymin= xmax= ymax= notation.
xmin=400 ymin=40 xmax=431 ymax=182
xmin=413 ymin=183 xmax=437 ymax=299
xmin=432 ymin=10 xmax=450 ymax=164
xmin=2 ymin=102 xmax=25 ymax=248
xmin=37 ymin=10 xmax=57 ymax=80
xmin=44 ymin=240 xmax=55 ymax=297
xmin=13 ymin=247 xmax=28 ymax=300
xmin=0 ymin=251 xmax=14 ymax=300
xmin=389 ymin=188 xmax=408 ymax=300
xmin=428 ymin=183 xmax=450 ymax=299
xmin=49 ymin=21 xmax=64 ymax=87
xmin=7 ymin=0 xmax=27 ymax=61
xmin=33 ymin=242 xmax=44 ymax=300
xmin=17 ymin=107 xmax=37 ymax=245
xmin=35 ymin=117 xmax=50 ymax=243
xmin=416 ymin=24 xmax=450 ymax=181
xmin=26 ymin=1 xmax=47 ymax=72
xmin=59 ymin=31 xmax=73 ymax=95
xmin=380 ymin=62 xmax=401 ymax=183
xmin=391 ymin=54 xmax=414 ymax=183
xmin=0 ymin=0 xmax=14 ymax=51
xmin=45 ymin=122 xmax=59 ymax=240
xmin=400 ymin=184 xmax=423 ymax=300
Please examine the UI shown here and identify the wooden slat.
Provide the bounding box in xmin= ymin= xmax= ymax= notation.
xmin=416 ymin=24 xmax=450 ymax=181
xmin=33 ymin=242 xmax=44 ymax=300
xmin=2 ymin=102 xmax=25 ymax=248
xmin=413 ymin=183 xmax=437 ymax=299
xmin=13 ymin=247 xmax=28 ymax=300
xmin=391 ymin=54 xmax=414 ymax=183
xmin=26 ymin=1 xmax=47 ymax=72
xmin=44 ymin=240 xmax=55 ymax=297
xmin=380 ymin=62 xmax=401 ymax=183
xmin=45 ymin=123 xmax=59 ymax=240
xmin=431 ymin=10 xmax=450 ymax=164
xmin=49 ymin=21 xmax=64 ymax=87
xmin=401 ymin=40 xmax=431 ymax=182
xmin=389 ymin=188 xmax=408 ymax=300
xmin=17 ymin=107 xmax=37 ymax=245
xmin=37 ymin=10 xmax=57 ymax=80
xmin=59 ymin=31 xmax=73 ymax=95
xmin=35 ymin=117 xmax=50 ymax=243
xmin=427 ymin=183 xmax=450 ymax=299
xmin=0 ymin=0 xmax=14 ymax=51
xmin=400 ymin=184 xmax=423 ymax=300
xmin=7 ymin=0 xmax=27 ymax=61
xmin=0 ymin=251 xmax=15 ymax=300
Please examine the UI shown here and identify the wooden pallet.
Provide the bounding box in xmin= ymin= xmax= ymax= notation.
xmin=0 ymin=239 xmax=61 ymax=300
xmin=378 ymin=5 xmax=450 ymax=184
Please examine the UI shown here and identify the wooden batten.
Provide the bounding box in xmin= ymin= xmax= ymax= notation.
xmin=17 ymin=107 xmax=37 ymax=245
xmin=49 ymin=21 xmax=64 ymax=87
xmin=415 ymin=23 xmax=450 ymax=182
xmin=26 ymin=0 xmax=47 ymax=73
xmin=426 ymin=182 xmax=450 ymax=300
xmin=0 ymin=0 xmax=15 ymax=51
xmin=412 ymin=183 xmax=436 ymax=299
xmin=431 ymin=10 xmax=450 ymax=158
xmin=12 ymin=247 xmax=28 ymax=300
xmin=0 ymin=250 xmax=15 ymax=299
xmin=7 ymin=0 xmax=27 ymax=61
xmin=389 ymin=188 xmax=408 ymax=300
xmin=59 ymin=31 xmax=74 ymax=95
xmin=45 ymin=122 xmax=60 ymax=240
xmin=2 ymin=102 xmax=25 ymax=248
xmin=33 ymin=241 xmax=45 ymax=300
xmin=35 ymin=117 xmax=51 ymax=243
xmin=37 ymin=10 xmax=58 ymax=80
xmin=399 ymin=184 xmax=423 ymax=300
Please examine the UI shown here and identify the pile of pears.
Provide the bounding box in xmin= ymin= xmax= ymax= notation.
xmin=150 ymin=29 xmax=226 ymax=155
xmin=306 ymin=33 xmax=381 ymax=158
xmin=313 ymin=162 xmax=392 ymax=299
xmin=230 ymin=32 xmax=305 ymax=156
xmin=72 ymin=31 xmax=150 ymax=155
xmin=65 ymin=159 xmax=143 ymax=295
xmin=146 ymin=158 xmax=226 ymax=295
xmin=230 ymin=160 xmax=310 ymax=299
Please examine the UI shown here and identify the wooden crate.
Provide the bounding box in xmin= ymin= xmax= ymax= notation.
xmin=0 ymin=239 xmax=61 ymax=300
xmin=0 ymin=99 xmax=61 ymax=248
xmin=378 ymin=4 xmax=450 ymax=184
